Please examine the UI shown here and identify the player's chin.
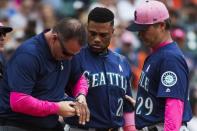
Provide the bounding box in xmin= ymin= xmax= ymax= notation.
xmin=63 ymin=56 xmax=73 ymax=60
xmin=56 ymin=55 xmax=73 ymax=61
xmin=89 ymin=47 xmax=103 ymax=53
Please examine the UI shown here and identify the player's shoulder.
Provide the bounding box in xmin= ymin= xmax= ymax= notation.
xmin=72 ymin=46 xmax=87 ymax=59
xmin=110 ymin=50 xmax=127 ymax=61
xmin=12 ymin=36 xmax=47 ymax=66
xmin=159 ymin=42 xmax=183 ymax=59
xmin=78 ymin=46 xmax=87 ymax=54
xmin=109 ymin=50 xmax=131 ymax=69
xmin=17 ymin=36 xmax=40 ymax=55
xmin=156 ymin=43 xmax=188 ymax=67
xmin=12 ymin=43 xmax=38 ymax=59
xmin=71 ymin=46 xmax=89 ymax=65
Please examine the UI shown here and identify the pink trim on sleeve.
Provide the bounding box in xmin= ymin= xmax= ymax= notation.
xmin=10 ymin=92 xmax=59 ymax=117
xmin=123 ymin=112 xmax=137 ymax=131
xmin=164 ymin=98 xmax=184 ymax=131
xmin=72 ymin=75 xmax=88 ymax=97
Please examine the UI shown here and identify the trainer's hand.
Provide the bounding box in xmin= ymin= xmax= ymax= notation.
xmin=75 ymin=95 xmax=90 ymax=125
xmin=57 ymin=101 xmax=76 ymax=117
xmin=125 ymin=95 xmax=136 ymax=106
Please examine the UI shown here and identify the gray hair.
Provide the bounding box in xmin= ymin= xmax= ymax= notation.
xmin=52 ymin=18 xmax=86 ymax=46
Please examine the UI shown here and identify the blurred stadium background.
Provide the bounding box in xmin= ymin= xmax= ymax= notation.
xmin=0 ymin=0 xmax=197 ymax=130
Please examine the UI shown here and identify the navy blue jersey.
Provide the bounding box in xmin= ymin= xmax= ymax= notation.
xmin=65 ymin=47 xmax=134 ymax=128
xmin=135 ymin=42 xmax=192 ymax=129
xmin=0 ymin=30 xmax=72 ymax=128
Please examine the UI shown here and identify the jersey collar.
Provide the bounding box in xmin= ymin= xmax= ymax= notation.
xmin=152 ymin=41 xmax=173 ymax=53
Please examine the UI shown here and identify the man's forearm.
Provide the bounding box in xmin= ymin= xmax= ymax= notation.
xmin=10 ymin=92 xmax=59 ymax=117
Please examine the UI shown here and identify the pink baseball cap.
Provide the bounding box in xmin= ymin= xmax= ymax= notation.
xmin=0 ymin=22 xmax=13 ymax=33
xmin=127 ymin=0 xmax=169 ymax=32
xmin=171 ymin=28 xmax=186 ymax=39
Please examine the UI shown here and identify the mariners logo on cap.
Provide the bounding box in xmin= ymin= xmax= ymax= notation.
xmin=161 ymin=71 xmax=177 ymax=87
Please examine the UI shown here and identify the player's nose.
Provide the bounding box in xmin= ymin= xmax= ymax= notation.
xmin=94 ymin=36 xmax=101 ymax=43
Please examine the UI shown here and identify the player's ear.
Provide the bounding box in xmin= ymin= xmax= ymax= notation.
xmin=50 ymin=34 xmax=58 ymax=46
xmin=51 ymin=34 xmax=59 ymax=45
xmin=160 ymin=22 xmax=166 ymax=31
xmin=52 ymin=34 xmax=58 ymax=40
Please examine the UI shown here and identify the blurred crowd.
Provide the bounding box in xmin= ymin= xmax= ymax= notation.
xmin=0 ymin=0 xmax=197 ymax=130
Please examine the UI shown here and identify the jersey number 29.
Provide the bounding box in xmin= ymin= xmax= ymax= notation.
xmin=136 ymin=97 xmax=153 ymax=115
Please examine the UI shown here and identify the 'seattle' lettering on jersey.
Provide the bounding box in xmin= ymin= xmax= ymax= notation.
xmin=65 ymin=46 xmax=134 ymax=128
xmin=83 ymin=71 xmax=127 ymax=92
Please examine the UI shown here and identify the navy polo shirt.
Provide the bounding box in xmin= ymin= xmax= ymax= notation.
xmin=0 ymin=30 xmax=72 ymax=128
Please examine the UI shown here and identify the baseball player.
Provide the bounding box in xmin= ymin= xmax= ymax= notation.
xmin=127 ymin=0 xmax=192 ymax=131
xmin=65 ymin=7 xmax=136 ymax=131
xmin=0 ymin=18 xmax=89 ymax=131
xmin=0 ymin=22 xmax=12 ymax=79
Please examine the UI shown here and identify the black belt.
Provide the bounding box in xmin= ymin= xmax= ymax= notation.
xmin=70 ymin=125 xmax=119 ymax=131
xmin=0 ymin=118 xmax=64 ymax=131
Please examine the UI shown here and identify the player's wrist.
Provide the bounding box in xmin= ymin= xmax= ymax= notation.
xmin=56 ymin=102 xmax=62 ymax=115
xmin=76 ymin=93 xmax=86 ymax=98
xmin=76 ymin=94 xmax=87 ymax=104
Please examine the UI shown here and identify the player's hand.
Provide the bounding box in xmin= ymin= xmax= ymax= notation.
xmin=76 ymin=94 xmax=87 ymax=104
xmin=125 ymin=95 xmax=136 ymax=106
xmin=75 ymin=95 xmax=90 ymax=125
xmin=57 ymin=101 xmax=76 ymax=117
